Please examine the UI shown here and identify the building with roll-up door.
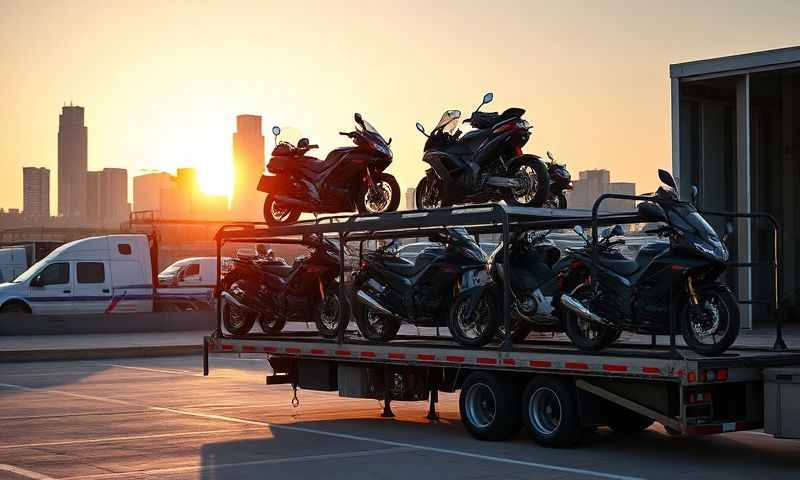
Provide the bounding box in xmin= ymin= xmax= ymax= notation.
xmin=671 ymin=46 xmax=800 ymax=329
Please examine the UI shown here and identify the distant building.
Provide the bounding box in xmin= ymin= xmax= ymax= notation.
xmin=405 ymin=187 xmax=416 ymax=210
xmin=57 ymin=105 xmax=88 ymax=219
xmin=154 ymin=168 xmax=228 ymax=220
xmin=567 ymin=169 xmax=636 ymax=212
xmin=231 ymin=115 xmax=265 ymax=221
xmin=86 ymin=171 xmax=102 ymax=225
xmin=133 ymin=172 xmax=174 ymax=214
xmin=22 ymin=167 xmax=50 ymax=217
xmin=100 ymin=168 xmax=128 ymax=226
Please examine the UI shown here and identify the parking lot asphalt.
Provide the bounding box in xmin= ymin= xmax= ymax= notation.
xmin=0 ymin=355 xmax=799 ymax=480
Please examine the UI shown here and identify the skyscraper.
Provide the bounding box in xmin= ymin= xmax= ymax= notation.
xmin=231 ymin=114 xmax=265 ymax=221
xmin=22 ymin=167 xmax=50 ymax=217
xmin=57 ymin=105 xmax=88 ymax=219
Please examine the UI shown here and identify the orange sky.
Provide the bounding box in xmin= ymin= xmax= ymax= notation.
xmin=1 ymin=0 xmax=798 ymax=211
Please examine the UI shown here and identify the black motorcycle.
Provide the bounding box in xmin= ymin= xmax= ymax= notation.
xmin=558 ymin=170 xmax=740 ymax=355
xmin=351 ymin=227 xmax=498 ymax=347
xmin=453 ymin=230 xmax=576 ymax=343
xmin=220 ymin=233 xmax=349 ymax=338
xmin=258 ymin=113 xmax=400 ymax=225
xmin=414 ymin=93 xmax=549 ymax=210
xmin=543 ymin=151 xmax=572 ymax=209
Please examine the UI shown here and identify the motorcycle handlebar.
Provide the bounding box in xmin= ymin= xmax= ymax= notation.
xmin=339 ymin=131 xmax=353 ymax=137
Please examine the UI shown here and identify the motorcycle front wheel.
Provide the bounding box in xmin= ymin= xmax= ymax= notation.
xmin=563 ymin=285 xmax=618 ymax=351
xmin=505 ymin=155 xmax=550 ymax=207
xmin=415 ymin=175 xmax=451 ymax=210
xmin=681 ymin=285 xmax=740 ymax=356
xmin=263 ymin=194 xmax=301 ymax=226
xmin=313 ymin=282 xmax=351 ymax=338
xmin=449 ymin=291 xmax=499 ymax=347
xmin=356 ymin=173 xmax=400 ymax=214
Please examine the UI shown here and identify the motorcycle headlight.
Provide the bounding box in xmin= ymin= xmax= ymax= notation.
xmin=692 ymin=240 xmax=728 ymax=262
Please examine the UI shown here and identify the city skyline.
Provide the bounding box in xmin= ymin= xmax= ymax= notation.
xmin=2 ymin=1 xmax=799 ymax=213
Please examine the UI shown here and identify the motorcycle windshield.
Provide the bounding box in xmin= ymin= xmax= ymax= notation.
xmin=433 ymin=110 xmax=461 ymax=134
xmin=359 ymin=119 xmax=388 ymax=144
xmin=668 ymin=204 xmax=718 ymax=239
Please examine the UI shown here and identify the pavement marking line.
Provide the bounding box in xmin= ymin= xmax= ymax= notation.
xmin=0 ymin=464 xmax=58 ymax=480
xmin=0 ymin=409 xmax=152 ymax=421
xmin=59 ymin=447 xmax=415 ymax=480
xmin=90 ymin=363 xmax=204 ymax=377
xmin=0 ymin=427 xmax=257 ymax=450
xmin=0 ymin=381 xmax=645 ymax=480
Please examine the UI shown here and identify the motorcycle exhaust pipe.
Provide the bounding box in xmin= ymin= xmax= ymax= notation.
xmin=560 ymin=294 xmax=616 ymax=328
xmin=355 ymin=290 xmax=403 ymax=320
xmin=221 ymin=291 xmax=261 ymax=314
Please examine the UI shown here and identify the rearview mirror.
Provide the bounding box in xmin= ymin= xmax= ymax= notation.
xmin=30 ymin=274 xmax=43 ymax=288
xmin=611 ymin=224 xmax=625 ymax=237
xmin=482 ymin=92 xmax=494 ymax=104
xmin=272 ymin=126 xmax=281 ymax=136
xmin=658 ymin=169 xmax=677 ymax=189
xmin=690 ymin=185 xmax=699 ymax=204
xmin=415 ymin=122 xmax=427 ymax=136
xmin=574 ymin=225 xmax=584 ymax=237
xmin=546 ymin=151 xmax=555 ymax=161
xmin=722 ymin=221 xmax=735 ymax=242
xmin=354 ymin=113 xmax=363 ymax=125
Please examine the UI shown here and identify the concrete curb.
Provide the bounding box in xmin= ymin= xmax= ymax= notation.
xmin=0 ymin=344 xmax=201 ymax=363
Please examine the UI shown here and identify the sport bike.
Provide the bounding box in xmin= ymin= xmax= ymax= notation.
xmin=414 ymin=93 xmax=549 ymax=209
xmin=558 ymin=170 xmax=740 ymax=356
xmin=258 ymin=113 xmax=399 ymax=225
xmin=220 ymin=233 xmax=349 ymax=338
xmin=352 ymin=228 xmax=497 ymax=347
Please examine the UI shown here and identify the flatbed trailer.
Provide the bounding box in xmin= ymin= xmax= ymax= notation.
xmin=205 ymin=204 xmax=800 ymax=446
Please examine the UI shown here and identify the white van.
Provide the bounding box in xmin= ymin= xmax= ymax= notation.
xmin=157 ymin=257 xmax=226 ymax=288
xmin=0 ymin=235 xmax=154 ymax=314
xmin=0 ymin=247 xmax=27 ymax=283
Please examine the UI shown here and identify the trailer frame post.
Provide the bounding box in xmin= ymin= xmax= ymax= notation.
xmin=381 ymin=365 xmax=395 ymax=418
xmin=337 ymin=231 xmax=347 ymax=345
xmin=426 ymin=368 xmax=439 ymax=422
xmin=500 ymin=205 xmax=513 ymax=351
xmin=202 ymin=336 xmax=209 ymax=376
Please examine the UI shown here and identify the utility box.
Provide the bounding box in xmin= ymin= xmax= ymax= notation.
xmin=764 ymin=367 xmax=800 ymax=439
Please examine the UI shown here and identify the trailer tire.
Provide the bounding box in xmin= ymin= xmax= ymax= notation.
xmin=459 ymin=372 xmax=521 ymax=441
xmin=522 ymin=377 xmax=581 ymax=448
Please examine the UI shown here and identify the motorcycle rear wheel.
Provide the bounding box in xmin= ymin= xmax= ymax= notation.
xmin=563 ymin=285 xmax=618 ymax=351
xmin=356 ymin=173 xmax=400 ymax=214
xmin=263 ymin=194 xmax=301 ymax=226
xmin=449 ymin=291 xmax=499 ymax=347
xmin=505 ymin=155 xmax=550 ymax=207
xmin=223 ymin=303 xmax=256 ymax=335
xmin=355 ymin=304 xmax=401 ymax=342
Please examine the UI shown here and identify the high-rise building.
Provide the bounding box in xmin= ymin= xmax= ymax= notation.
xmin=133 ymin=172 xmax=174 ymax=214
xmin=57 ymin=105 xmax=88 ymax=219
xmin=86 ymin=171 xmax=102 ymax=225
xmin=22 ymin=167 xmax=50 ymax=217
xmin=231 ymin=114 xmax=265 ymax=221
xmin=100 ymin=168 xmax=129 ymax=226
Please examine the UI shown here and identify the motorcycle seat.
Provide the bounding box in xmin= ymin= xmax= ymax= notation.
xmin=598 ymin=254 xmax=640 ymax=276
xmin=261 ymin=264 xmax=294 ymax=278
xmin=297 ymin=148 xmax=350 ymax=174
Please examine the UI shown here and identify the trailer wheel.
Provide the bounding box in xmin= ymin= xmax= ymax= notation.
xmin=459 ymin=372 xmax=521 ymax=441
xmin=522 ymin=377 xmax=581 ymax=448
xmin=608 ymin=408 xmax=654 ymax=434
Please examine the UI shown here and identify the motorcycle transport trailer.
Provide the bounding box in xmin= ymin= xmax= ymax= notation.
xmin=204 ymin=204 xmax=800 ymax=447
